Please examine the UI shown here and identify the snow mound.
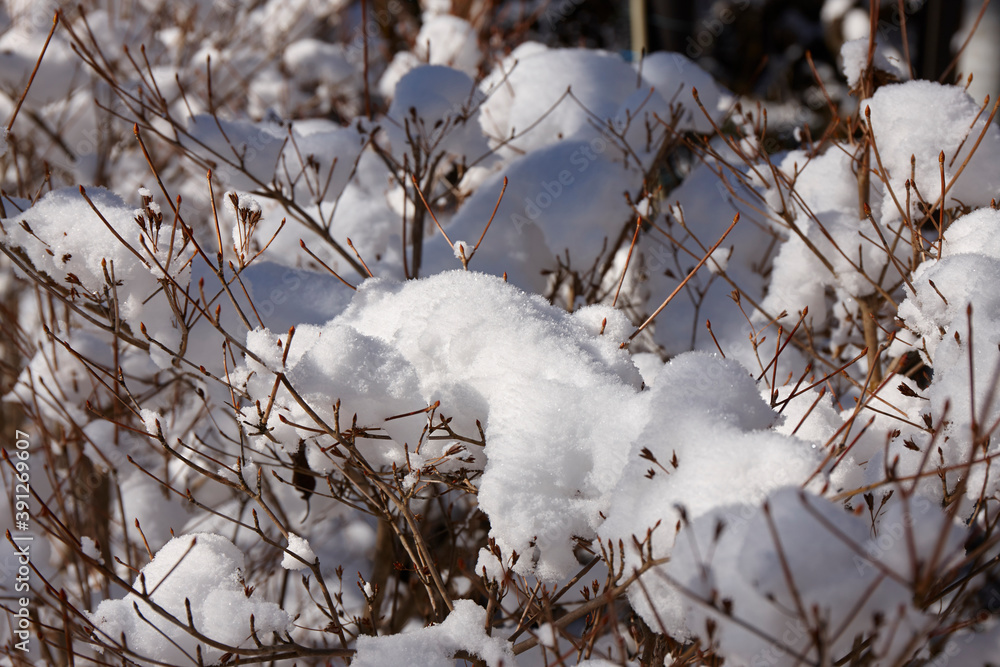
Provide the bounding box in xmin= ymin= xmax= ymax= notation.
xmin=235 ymin=270 xmax=645 ymax=581
xmin=865 ymin=81 xmax=1000 ymax=214
xmin=424 ymin=139 xmax=637 ymax=292
xmin=414 ymin=14 xmax=481 ymax=77
xmin=657 ymin=488 xmax=963 ymax=665
xmin=895 ymin=208 xmax=1000 ymax=500
xmin=183 ymin=114 xmax=286 ymax=191
xmin=353 ymin=600 xmax=514 ymax=667
xmin=1 ymin=186 xmax=194 ymax=369
xmin=385 ymin=65 xmax=490 ymax=163
xmin=839 ymin=37 xmax=907 ymax=88
xmin=479 ymin=46 xmax=730 ymax=157
xmin=636 ymin=51 xmax=732 ymax=134
xmin=88 ymin=533 xmax=292 ymax=665
xmin=598 ymin=353 xmax=823 ymax=623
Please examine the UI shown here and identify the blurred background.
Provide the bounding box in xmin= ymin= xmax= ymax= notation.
xmin=522 ymin=0 xmax=1000 ymax=152
xmin=543 ymin=0 xmax=995 ymax=101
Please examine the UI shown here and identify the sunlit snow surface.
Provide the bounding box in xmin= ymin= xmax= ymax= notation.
xmin=5 ymin=9 xmax=1000 ymax=662
xmin=88 ymin=534 xmax=292 ymax=665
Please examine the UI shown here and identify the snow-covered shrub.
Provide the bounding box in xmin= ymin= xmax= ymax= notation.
xmin=4 ymin=2 xmax=1000 ymax=666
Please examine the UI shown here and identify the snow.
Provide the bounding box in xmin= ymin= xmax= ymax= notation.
xmin=841 ymin=8 xmax=874 ymax=42
xmin=422 ymin=139 xmax=638 ymax=292
xmin=87 ymin=534 xmax=292 ymax=665
xmin=956 ymin=1 xmax=1000 ymax=106
xmin=379 ymin=50 xmax=423 ymax=99
xmin=480 ymin=45 xmax=634 ymax=157
xmin=183 ymin=115 xmax=287 ymax=191
xmin=284 ymin=38 xmax=359 ymax=94
xmin=7 ymin=3 xmax=1000 ymax=664
xmin=414 ymin=14 xmax=481 ymax=77
xmin=0 ymin=187 xmax=194 ymax=370
xmin=225 ymin=191 xmax=262 ymax=219
xmin=820 ymin=0 xmax=854 ymax=23
xmin=385 ymin=65 xmax=490 ymax=164
xmin=656 ymin=488 xmax=964 ymax=665
xmin=352 ymin=599 xmax=514 ymax=667
xmin=893 ymin=212 xmax=1000 ymax=501
xmin=865 ymin=80 xmax=1000 ymax=216
xmin=0 ymin=25 xmax=80 ymax=106
xmin=236 ymin=270 xmax=646 ymax=581
xmin=278 ymin=120 xmax=366 ymax=205
xmin=475 ymin=546 xmax=505 ymax=582
xmin=139 ymin=409 xmax=162 ymax=436
xmin=478 ymin=45 xmax=729 ymax=160
xmin=537 ymin=622 xmax=558 ymax=649
xmin=421 ymin=0 xmax=452 ymax=15
xmin=281 ymin=533 xmax=317 ymax=569
xmin=80 ymin=536 xmax=103 ymax=563
xmin=451 ymin=239 xmax=469 ymax=259
xmin=839 ymin=38 xmax=907 ymax=88
xmin=637 ymin=51 xmax=733 ymax=134
xmin=1 ymin=187 xmax=186 ymax=307
xmin=940 ymin=206 xmax=1000 ymax=260
xmin=759 ymin=145 xmax=892 ymax=324
xmin=597 ymin=353 xmax=824 ymax=624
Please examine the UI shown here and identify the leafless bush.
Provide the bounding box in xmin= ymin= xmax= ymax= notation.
xmin=3 ymin=2 xmax=1000 ymax=667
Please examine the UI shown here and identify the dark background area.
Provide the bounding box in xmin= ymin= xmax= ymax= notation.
xmin=541 ymin=0 xmax=969 ymax=97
